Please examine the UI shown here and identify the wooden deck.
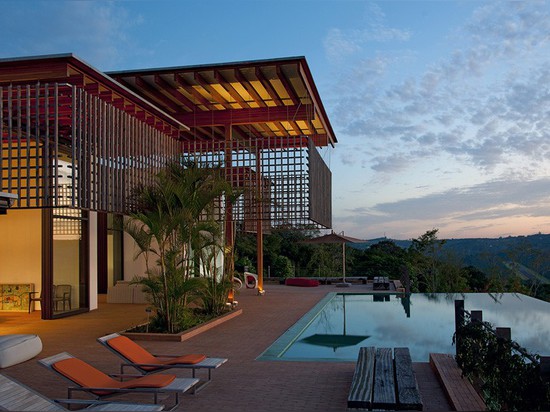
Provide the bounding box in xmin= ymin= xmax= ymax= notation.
xmin=0 ymin=286 xmax=452 ymax=411
xmin=429 ymin=353 xmax=486 ymax=411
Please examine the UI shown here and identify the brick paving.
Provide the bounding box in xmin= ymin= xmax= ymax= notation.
xmin=0 ymin=284 xmax=451 ymax=411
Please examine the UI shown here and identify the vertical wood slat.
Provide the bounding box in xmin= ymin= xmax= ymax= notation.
xmin=0 ymin=86 xmax=3 ymax=193
xmin=25 ymin=85 xmax=31 ymax=206
xmin=54 ymin=83 xmax=60 ymax=208
xmin=70 ymin=84 xmax=77 ymax=208
xmin=16 ymin=86 xmax=22 ymax=204
xmin=44 ymin=83 xmax=50 ymax=206
xmin=2 ymin=82 xmax=180 ymax=213
xmin=7 ymin=85 xmax=13 ymax=194
xmin=34 ymin=83 xmax=40 ymax=205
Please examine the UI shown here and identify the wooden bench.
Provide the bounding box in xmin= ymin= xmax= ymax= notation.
xmin=429 ymin=353 xmax=486 ymax=411
xmin=348 ymin=347 xmax=422 ymax=410
xmin=373 ymin=277 xmax=390 ymax=290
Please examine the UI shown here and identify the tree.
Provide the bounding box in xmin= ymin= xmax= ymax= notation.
xmin=409 ymin=229 xmax=447 ymax=292
xmin=125 ymin=162 xmax=234 ymax=332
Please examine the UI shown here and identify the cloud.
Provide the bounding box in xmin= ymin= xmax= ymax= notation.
xmin=0 ymin=1 xmax=143 ymax=69
xmin=334 ymin=177 xmax=550 ymax=239
xmin=323 ymin=3 xmax=411 ymax=62
xmin=328 ymin=1 xmax=550 ymax=177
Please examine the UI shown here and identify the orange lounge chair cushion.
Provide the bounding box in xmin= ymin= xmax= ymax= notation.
xmin=107 ymin=335 xmax=206 ymax=371
xmin=160 ymin=354 xmax=206 ymax=365
xmin=107 ymin=336 xmax=159 ymax=366
xmin=52 ymin=357 xmax=175 ymax=395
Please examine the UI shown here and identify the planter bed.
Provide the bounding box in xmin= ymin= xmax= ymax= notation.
xmin=121 ymin=308 xmax=242 ymax=342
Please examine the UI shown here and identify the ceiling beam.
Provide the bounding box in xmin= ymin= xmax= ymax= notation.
xmin=255 ymin=67 xmax=283 ymax=105
xmin=298 ymin=64 xmax=336 ymax=147
xmin=133 ymin=76 xmax=181 ymax=114
xmin=173 ymin=74 xmax=213 ymax=108
xmin=153 ymin=74 xmax=196 ymax=111
xmin=214 ymin=70 xmax=250 ymax=108
xmin=234 ymin=69 xmax=266 ymax=107
xmin=276 ymin=65 xmax=300 ymax=105
xmin=194 ymin=73 xmax=233 ymax=110
xmin=176 ymin=104 xmax=313 ymax=127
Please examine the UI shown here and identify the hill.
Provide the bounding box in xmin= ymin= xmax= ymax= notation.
xmin=350 ymin=233 xmax=550 ymax=284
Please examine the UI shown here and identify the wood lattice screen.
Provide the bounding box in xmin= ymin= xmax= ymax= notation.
xmin=182 ymin=135 xmax=332 ymax=230
xmin=1 ymin=82 xmax=181 ymax=213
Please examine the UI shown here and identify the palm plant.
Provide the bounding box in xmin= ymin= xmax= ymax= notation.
xmin=125 ymin=161 xmax=235 ymax=333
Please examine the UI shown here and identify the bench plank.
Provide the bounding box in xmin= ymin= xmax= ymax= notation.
xmin=430 ymin=353 xmax=486 ymax=411
xmin=394 ymin=347 xmax=423 ymax=410
xmin=347 ymin=346 xmax=375 ymax=409
xmin=373 ymin=347 xmax=396 ymax=409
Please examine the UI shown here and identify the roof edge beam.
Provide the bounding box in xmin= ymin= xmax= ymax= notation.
xmin=176 ymin=104 xmax=313 ymax=127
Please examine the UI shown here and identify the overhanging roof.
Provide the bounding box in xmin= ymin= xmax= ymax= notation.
xmin=108 ymin=56 xmax=337 ymax=147
xmin=0 ymin=54 xmax=188 ymax=138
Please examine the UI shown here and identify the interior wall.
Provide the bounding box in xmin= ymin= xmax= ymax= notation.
xmin=89 ymin=211 xmax=98 ymax=310
xmin=123 ymin=230 xmax=147 ymax=282
xmin=0 ymin=209 xmax=42 ymax=286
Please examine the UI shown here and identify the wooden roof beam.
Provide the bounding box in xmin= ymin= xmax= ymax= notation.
xmin=214 ymin=70 xmax=250 ymax=108
xmin=134 ymin=76 xmax=181 ymax=114
xmin=194 ymin=73 xmax=233 ymax=110
xmin=175 ymin=104 xmax=313 ymax=127
xmin=173 ymin=74 xmax=213 ymax=108
xmin=298 ymin=64 xmax=336 ymax=146
xmin=276 ymin=65 xmax=300 ymax=105
xmin=153 ymin=75 xmax=196 ymax=112
xmin=255 ymin=67 xmax=283 ymax=106
xmin=234 ymin=69 xmax=267 ymax=107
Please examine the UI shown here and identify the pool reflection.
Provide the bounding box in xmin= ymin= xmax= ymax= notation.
xmin=281 ymin=293 xmax=550 ymax=362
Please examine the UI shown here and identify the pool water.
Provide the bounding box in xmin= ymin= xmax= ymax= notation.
xmin=258 ymin=293 xmax=550 ymax=362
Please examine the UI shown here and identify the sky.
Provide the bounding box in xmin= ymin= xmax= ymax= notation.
xmin=2 ymin=0 xmax=550 ymax=240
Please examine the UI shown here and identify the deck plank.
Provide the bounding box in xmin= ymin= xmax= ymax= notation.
xmin=347 ymin=346 xmax=375 ymax=409
xmin=429 ymin=353 xmax=486 ymax=411
xmin=373 ymin=347 xmax=396 ymax=409
xmin=394 ymin=347 xmax=423 ymax=410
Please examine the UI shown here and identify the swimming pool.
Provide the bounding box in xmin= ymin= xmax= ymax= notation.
xmin=258 ymin=293 xmax=550 ymax=362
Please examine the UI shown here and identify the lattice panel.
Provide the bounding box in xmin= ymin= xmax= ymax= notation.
xmin=182 ymin=134 xmax=331 ymax=230
xmin=1 ymin=83 xmax=181 ymax=213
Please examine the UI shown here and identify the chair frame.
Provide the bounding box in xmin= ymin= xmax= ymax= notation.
xmin=0 ymin=373 xmax=165 ymax=411
xmin=28 ymin=284 xmax=72 ymax=314
xmin=53 ymin=284 xmax=71 ymax=312
xmin=97 ymin=333 xmax=227 ymax=393
xmin=28 ymin=291 xmax=43 ymax=313
xmin=38 ymin=352 xmax=198 ymax=411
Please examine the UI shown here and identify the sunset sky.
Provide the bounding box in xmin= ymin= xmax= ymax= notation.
xmin=2 ymin=1 xmax=550 ymax=240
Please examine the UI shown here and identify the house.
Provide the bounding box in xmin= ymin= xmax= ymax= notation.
xmin=0 ymin=53 xmax=336 ymax=319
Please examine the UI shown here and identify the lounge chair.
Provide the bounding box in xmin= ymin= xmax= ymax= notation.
xmin=38 ymin=352 xmax=198 ymax=411
xmin=0 ymin=373 xmax=164 ymax=411
xmin=97 ymin=333 xmax=227 ymax=393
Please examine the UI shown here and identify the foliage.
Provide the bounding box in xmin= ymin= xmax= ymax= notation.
xmin=306 ymin=243 xmax=341 ymax=278
xmin=408 ymin=229 xmax=448 ymax=292
xmin=235 ymin=226 xmax=550 ymax=301
xmin=235 ymin=226 xmax=318 ymax=277
xmin=125 ymin=162 xmax=233 ymax=333
xmin=273 ymin=255 xmax=295 ymax=278
xmin=350 ymin=240 xmax=407 ymax=278
xmin=454 ymin=315 xmax=550 ymax=411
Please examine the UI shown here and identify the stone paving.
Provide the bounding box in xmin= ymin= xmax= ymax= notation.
xmin=0 ymin=283 xmax=451 ymax=411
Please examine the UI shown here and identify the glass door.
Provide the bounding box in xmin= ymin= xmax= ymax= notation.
xmin=52 ymin=209 xmax=88 ymax=316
